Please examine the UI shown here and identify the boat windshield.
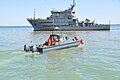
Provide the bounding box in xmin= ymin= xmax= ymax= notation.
xmin=49 ymin=34 xmax=60 ymax=40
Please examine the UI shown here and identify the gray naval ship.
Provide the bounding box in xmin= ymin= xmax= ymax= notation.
xmin=27 ymin=0 xmax=110 ymax=31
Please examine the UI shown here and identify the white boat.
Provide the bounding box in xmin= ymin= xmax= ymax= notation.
xmin=24 ymin=28 xmax=84 ymax=53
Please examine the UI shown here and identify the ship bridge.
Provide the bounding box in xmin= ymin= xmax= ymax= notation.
xmin=47 ymin=0 xmax=76 ymax=26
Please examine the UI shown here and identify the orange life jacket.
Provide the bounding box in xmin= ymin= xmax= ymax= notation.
xmin=51 ymin=39 xmax=56 ymax=45
xmin=55 ymin=39 xmax=59 ymax=42
xmin=48 ymin=38 xmax=56 ymax=45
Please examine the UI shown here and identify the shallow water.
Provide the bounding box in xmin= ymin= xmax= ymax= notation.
xmin=0 ymin=26 xmax=120 ymax=80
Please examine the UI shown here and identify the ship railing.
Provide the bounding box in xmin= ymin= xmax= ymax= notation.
xmin=99 ymin=24 xmax=110 ymax=26
xmin=27 ymin=18 xmax=43 ymax=20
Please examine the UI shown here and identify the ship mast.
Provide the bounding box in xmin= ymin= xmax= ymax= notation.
xmin=70 ymin=0 xmax=76 ymax=11
xmin=33 ymin=9 xmax=35 ymax=20
xmin=73 ymin=0 xmax=76 ymax=6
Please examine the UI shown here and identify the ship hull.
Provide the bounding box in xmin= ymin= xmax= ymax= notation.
xmin=32 ymin=25 xmax=110 ymax=31
xmin=27 ymin=19 xmax=110 ymax=31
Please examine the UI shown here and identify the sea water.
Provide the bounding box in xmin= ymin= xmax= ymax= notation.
xmin=0 ymin=25 xmax=120 ymax=80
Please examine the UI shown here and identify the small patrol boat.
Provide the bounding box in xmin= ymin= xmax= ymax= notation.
xmin=24 ymin=27 xmax=84 ymax=53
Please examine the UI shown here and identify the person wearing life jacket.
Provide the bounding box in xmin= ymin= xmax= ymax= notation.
xmin=51 ymin=38 xmax=56 ymax=45
xmin=48 ymin=37 xmax=56 ymax=46
xmin=48 ymin=37 xmax=52 ymax=46
xmin=55 ymin=38 xmax=59 ymax=42
xmin=80 ymin=39 xmax=84 ymax=44
xmin=43 ymin=41 xmax=48 ymax=47
xmin=74 ymin=36 xmax=79 ymax=41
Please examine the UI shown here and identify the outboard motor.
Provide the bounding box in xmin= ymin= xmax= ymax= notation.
xmin=24 ymin=44 xmax=30 ymax=52
xmin=30 ymin=45 xmax=38 ymax=53
xmin=37 ymin=48 xmax=43 ymax=53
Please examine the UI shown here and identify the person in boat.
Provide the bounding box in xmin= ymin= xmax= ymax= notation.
xmin=43 ymin=41 xmax=48 ymax=47
xmin=48 ymin=37 xmax=56 ymax=46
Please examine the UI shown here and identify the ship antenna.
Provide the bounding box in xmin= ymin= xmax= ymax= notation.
xmin=73 ymin=0 xmax=76 ymax=6
xmin=34 ymin=9 xmax=35 ymax=19
xmin=109 ymin=20 xmax=111 ymax=25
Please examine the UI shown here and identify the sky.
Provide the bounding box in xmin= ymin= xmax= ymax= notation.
xmin=0 ymin=0 xmax=120 ymax=26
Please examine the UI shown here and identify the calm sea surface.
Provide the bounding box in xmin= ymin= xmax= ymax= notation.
xmin=0 ymin=25 xmax=120 ymax=80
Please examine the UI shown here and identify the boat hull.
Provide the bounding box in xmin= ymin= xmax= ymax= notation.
xmin=37 ymin=41 xmax=80 ymax=53
xmin=28 ymin=19 xmax=110 ymax=31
